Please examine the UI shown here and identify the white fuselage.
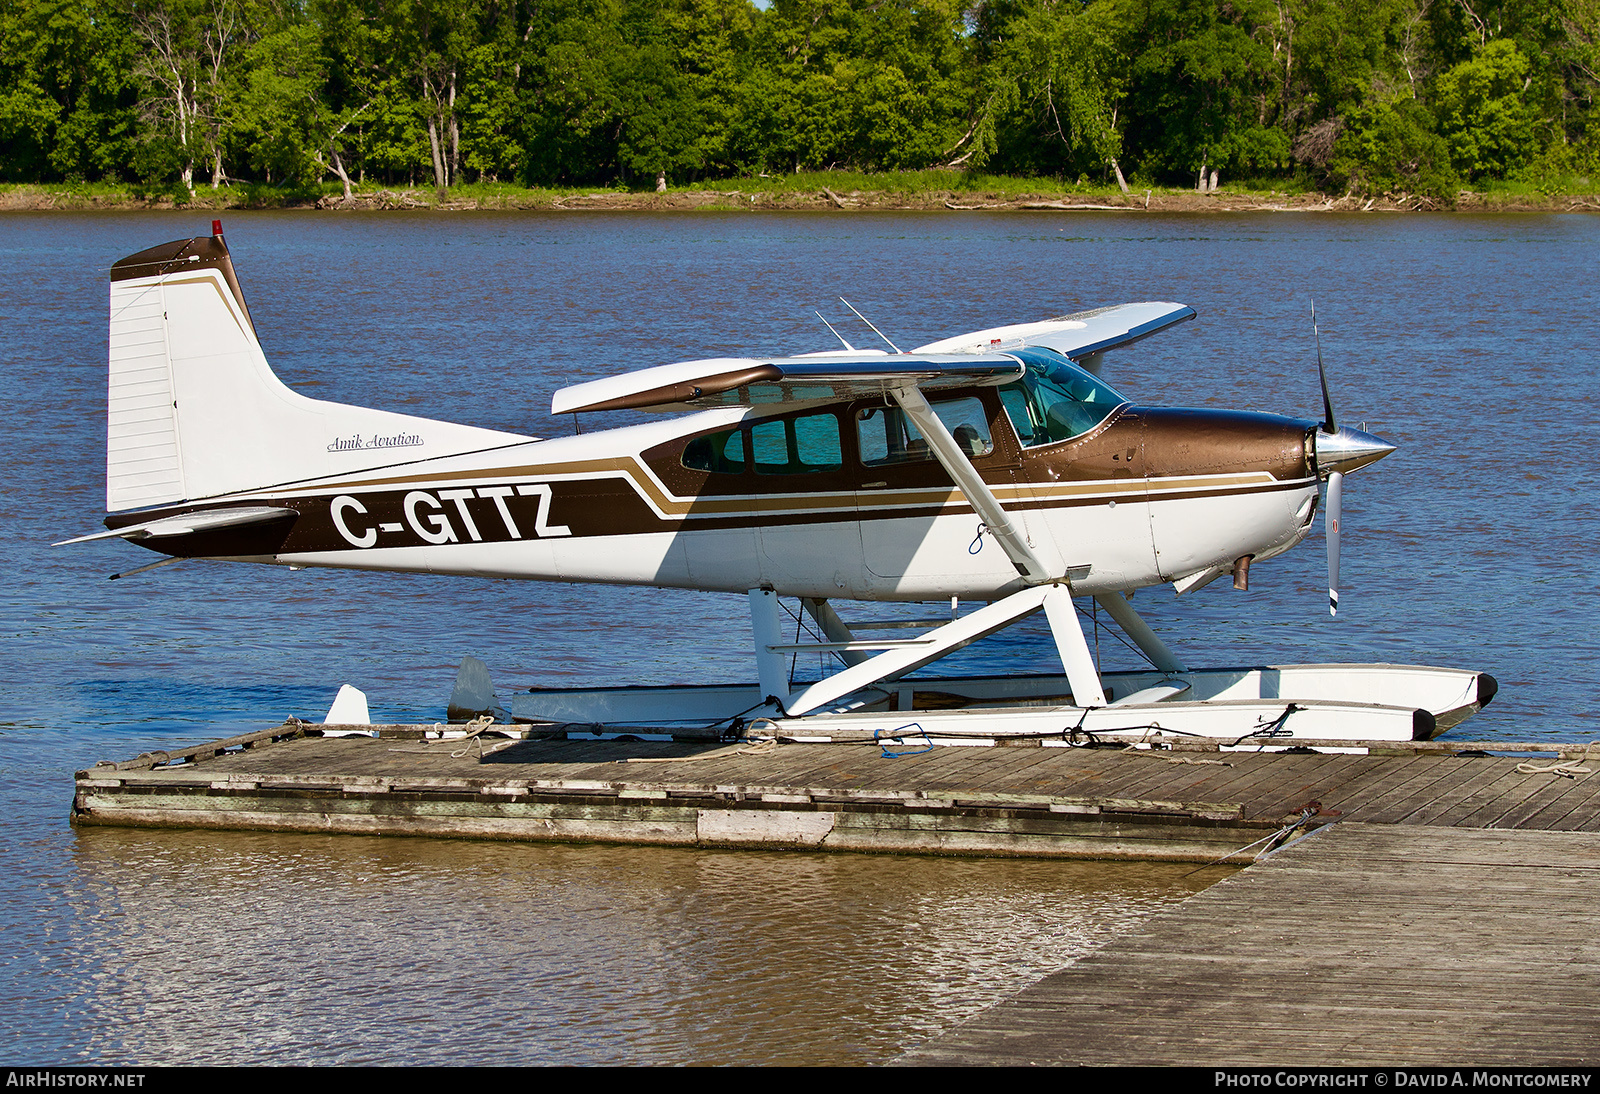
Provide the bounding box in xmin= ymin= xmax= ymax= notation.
xmin=180 ymin=403 xmax=1318 ymax=602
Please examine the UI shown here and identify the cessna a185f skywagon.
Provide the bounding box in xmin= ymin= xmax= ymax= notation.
xmin=63 ymin=225 xmax=1496 ymax=745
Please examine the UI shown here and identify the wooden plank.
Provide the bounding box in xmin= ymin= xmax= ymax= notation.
xmin=1104 ymin=750 xmax=1302 ymax=805
xmin=1440 ymin=763 xmax=1578 ymax=828
xmin=899 ymin=823 xmax=1600 ymax=1066
xmin=1478 ymin=766 xmax=1598 ymax=830
xmin=76 ymin=733 xmax=1600 ymax=864
xmin=1230 ymin=753 xmax=1391 ymax=821
xmin=1219 ymin=751 xmax=1368 ymax=818
xmin=1087 ymin=755 xmax=1277 ymax=812
xmin=1045 ymin=747 xmax=1210 ymax=800
xmin=1522 ymin=775 xmax=1600 ymax=831
xmin=1545 ymin=784 xmax=1600 ymax=830
xmin=934 ymin=741 xmax=1087 ymax=792
xmin=1343 ymin=755 xmax=1483 ymax=823
xmin=1384 ymin=755 xmax=1540 ymax=826
xmin=1319 ymin=753 xmax=1448 ymax=813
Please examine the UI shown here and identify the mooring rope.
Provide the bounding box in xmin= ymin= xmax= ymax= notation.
xmin=1515 ymin=740 xmax=1598 ymax=779
xmin=383 ymin=714 xmax=513 ymax=758
xmin=622 ymin=738 xmax=781 ymax=763
xmin=1182 ymin=800 xmax=1325 ymax=877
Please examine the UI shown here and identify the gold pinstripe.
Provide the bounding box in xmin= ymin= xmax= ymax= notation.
xmin=285 ymin=456 xmax=1303 ymax=523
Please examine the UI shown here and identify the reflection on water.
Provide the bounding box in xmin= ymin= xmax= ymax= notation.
xmin=43 ymin=828 xmax=1213 ymax=1065
xmin=0 ymin=211 xmax=1596 ymax=1063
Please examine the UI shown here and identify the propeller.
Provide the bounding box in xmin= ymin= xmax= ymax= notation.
xmin=1310 ymin=300 xmax=1393 ymax=617
xmin=1325 ymin=463 xmax=1342 ymax=616
xmin=1313 ymin=300 xmax=1340 ymax=617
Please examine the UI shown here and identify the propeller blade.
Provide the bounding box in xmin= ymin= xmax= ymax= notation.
xmin=1312 ymin=298 xmax=1336 ymax=434
xmin=1326 ymin=469 xmax=1343 ymax=616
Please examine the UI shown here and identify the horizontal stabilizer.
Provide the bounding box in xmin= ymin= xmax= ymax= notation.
xmin=551 ymin=353 xmax=1023 ymax=415
xmin=55 ymin=505 xmax=295 ymax=546
xmin=913 ymin=302 xmax=1195 ymax=361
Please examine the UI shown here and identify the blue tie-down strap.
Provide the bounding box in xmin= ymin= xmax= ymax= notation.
xmin=876 ymin=723 xmax=933 ymax=758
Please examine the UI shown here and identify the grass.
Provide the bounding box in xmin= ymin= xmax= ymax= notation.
xmin=2 ymin=167 xmax=1595 ymax=212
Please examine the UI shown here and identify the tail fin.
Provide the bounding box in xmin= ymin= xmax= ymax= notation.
xmin=107 ymin=228 xmax=525 ymax=512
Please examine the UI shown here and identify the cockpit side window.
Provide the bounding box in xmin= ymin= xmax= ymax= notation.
xmin=682 ymin=413 xmax=845 ymax=477
xmin=999 ymin=348 xmax=1129 ymax=447
xmin=856 ymin=396 xmax=994 ymax=465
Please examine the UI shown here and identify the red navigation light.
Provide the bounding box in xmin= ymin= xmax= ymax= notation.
xmin=212 ymin=219 xmax=224 ymax=238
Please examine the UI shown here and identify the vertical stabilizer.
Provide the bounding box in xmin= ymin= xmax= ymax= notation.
xmin=106 ymin=231 xmax=527 ymax=512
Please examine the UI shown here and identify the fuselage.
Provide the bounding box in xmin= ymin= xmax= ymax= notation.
xmin=110 ymin=380 xmax=1320 ymax=602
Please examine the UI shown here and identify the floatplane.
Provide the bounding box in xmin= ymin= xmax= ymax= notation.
xmin=61 ymin=223 xmax=1495 ymax=746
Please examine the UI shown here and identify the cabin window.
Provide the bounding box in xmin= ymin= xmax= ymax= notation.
xmin=856 ymin=397 xmax=994 ymax=465
xmin=682 ymin=428 xmax=746 ymax=474
xmin=1000 ymin=348 xmax=1128 ymax=447
xmin=752 ymin=413 xmax=843 ymax=475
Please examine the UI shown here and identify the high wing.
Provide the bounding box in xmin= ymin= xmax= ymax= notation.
xmin=549 ymin=302 xmax=1193 ymax=416
xmin=550 ymin=352 xmax=1023 ymax=415
xmin=913 ymin=302 xmax=1195 ymax=363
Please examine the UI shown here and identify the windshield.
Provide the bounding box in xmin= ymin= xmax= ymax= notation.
xmin=998 ymin=347 xmax=1130 ymax=447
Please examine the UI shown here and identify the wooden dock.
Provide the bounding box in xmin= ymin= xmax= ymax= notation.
xmin=72 ymin=723 xmax=1600 ymax=1065
xmin=73 ymin=723 xmax=1600 ymax=860
xmin=899 ymin=821 xmax=1600 ymax=1066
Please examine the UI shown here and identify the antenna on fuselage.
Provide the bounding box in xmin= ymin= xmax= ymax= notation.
xmin=815 ymin=311 xmax=856 ymax=351
xmin=839 ymin=298 xmax=903 ymax=353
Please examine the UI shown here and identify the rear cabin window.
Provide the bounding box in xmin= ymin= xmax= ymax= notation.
xmin=682 ymin=413 xmax=844 ymax=476
xmin=682 ymin=428 xmax=746 ymax=473
xmin=856 ymin=397 xmax=994 ymax=465
xmin=752 ymin=413 xmax=843 ymax=475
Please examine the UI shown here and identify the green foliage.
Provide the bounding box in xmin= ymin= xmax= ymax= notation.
xmin=1433 ymin=39 xmax=1538 ymax=178
xmin=1330 ymin=97 xmax=1460 ymax=198
xmin=978 ymin=0 xmax=1127 ymax=179
xmin=0 ymin=0 xmax=1594 ymax=194
xmin=0 ymin=0 xmax=137 ymax=182
xmin=1117 ymin=0 xmax=1288 ymax=179
xmin=231 ymin=21 xmax=327 ymax=185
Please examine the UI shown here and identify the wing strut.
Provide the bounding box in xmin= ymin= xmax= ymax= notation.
xmin=1092 ymin=593 xmax=1187 ymax=674
xmin=887 ymin=382 xmax=1053 ymax=584
xmin=751 ymin=381 xmax=1117 ymax=720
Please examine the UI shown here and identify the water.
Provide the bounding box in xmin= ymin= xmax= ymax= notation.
xmin=1 ymin=211 xmax=1596 ymax=1063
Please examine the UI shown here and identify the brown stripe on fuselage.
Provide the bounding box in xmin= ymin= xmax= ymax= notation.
xmin=118 ymin=469 xmax=1309 ymax=559
xmin=111 ymin=394 xmax=1314 ymax=557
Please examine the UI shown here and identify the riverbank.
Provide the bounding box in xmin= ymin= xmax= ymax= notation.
xmin=5 ymin=176 xmax=1598 ymax=214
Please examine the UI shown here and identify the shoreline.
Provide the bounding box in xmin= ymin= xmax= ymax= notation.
xmin=5 ymin=183 xmax=1598 ymax=215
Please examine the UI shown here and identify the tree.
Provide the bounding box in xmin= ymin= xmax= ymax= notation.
xmin=1115 ymin=0 xmax=1290 ymax=184
xmin=1433 ymin=38 xmax=1539 ymax=177
xmin=0 ymin=0 xmax=140 ymax=182
xmin=979 ymin=0 xmax=1131 ymax=185
xmin=1329 ymin=95 xmax=1458 ymax=196
xmin=130 ymin=0 xmax=254 ymax=193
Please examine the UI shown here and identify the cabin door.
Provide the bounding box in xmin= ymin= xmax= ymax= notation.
xmin=852 ymin=394 xmax=1030 ymax=591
